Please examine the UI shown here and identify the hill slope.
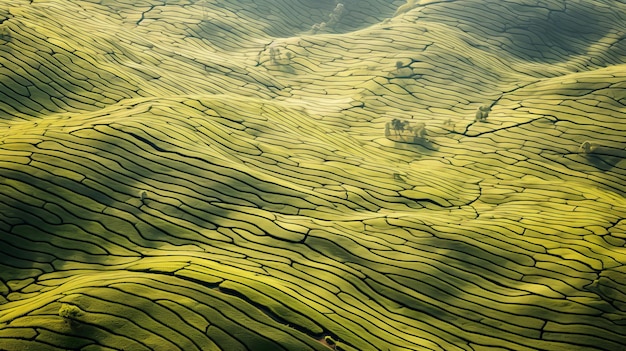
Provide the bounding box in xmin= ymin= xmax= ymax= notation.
xmin=1 ymin=0 xmax=625 ymax=350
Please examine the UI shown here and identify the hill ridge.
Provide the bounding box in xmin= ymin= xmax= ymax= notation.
xmin=0 ymin=0 xmax=625 ymax=350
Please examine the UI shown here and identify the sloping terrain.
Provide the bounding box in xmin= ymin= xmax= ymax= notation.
xmin=0 ymin=0 xmax=625 ymax=350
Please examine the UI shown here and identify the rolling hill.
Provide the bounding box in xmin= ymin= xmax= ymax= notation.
xmin=0 ymin=0 xmax=625 ymax=350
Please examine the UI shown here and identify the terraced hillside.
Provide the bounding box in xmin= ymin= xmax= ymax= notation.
xmin=1 ymin=0 xmax=625 ymax=350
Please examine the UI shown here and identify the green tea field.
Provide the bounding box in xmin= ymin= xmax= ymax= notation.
xmin=0 ymin=0 xmax=625 ymax=350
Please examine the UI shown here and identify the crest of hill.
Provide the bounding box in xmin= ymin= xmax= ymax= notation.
xmin=1 ymin=1 xmax=626 ymax=351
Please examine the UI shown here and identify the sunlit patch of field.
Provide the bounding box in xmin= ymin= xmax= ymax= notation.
xmin=0 ymin=0 xmax=625 ymax=350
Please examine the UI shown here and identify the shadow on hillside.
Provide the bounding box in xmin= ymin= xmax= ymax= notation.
xmin=579 ymin=141 xmax=626 ymax=171
xmin=502 ymin=2 xmax=622 ymax=63
xmin=584 ymin=154 xmax=625 ymax=172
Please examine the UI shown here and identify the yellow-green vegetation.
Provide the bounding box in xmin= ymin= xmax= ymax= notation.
xmin=58 ymin=303 xmax=81 ymax=320
xmin=1 ymin=0 xmax=625 ymax=350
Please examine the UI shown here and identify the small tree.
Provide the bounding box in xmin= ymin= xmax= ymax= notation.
xmin=475 ymin=105 xmax=490 ymax=122
xmin=59 ymin=303 xmax=82 ymax=327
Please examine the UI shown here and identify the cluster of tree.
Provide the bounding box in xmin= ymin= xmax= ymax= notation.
xmin=386 ymin=119 xmax=428 ymax=145
xmin=390 ymin=118 xmax=410 ymax=136
xmin=269 ymin=45 xmax=293 ymax=65
xmin=311 ymin=3 xmax=345 ymax=33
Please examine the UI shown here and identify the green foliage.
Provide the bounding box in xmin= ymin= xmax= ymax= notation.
xmin=58 ymin=303 xmax=82 ymax=324
xmin=393 ymin=60 xmax=414 ymax=78
xmin=475 ymin=105 xmax=490 ymax=122
xmin=311 ymin=3 xmax=345 ymax=33
xmin=387 ymin=119 xmax=428 ymax=145
xmin=266 ymin=43 xmax=294 ymax=67
xmin=579 ymin=141 xmax=594 ymax=154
